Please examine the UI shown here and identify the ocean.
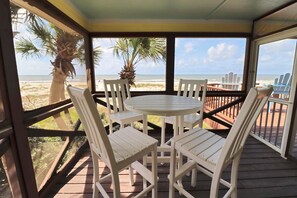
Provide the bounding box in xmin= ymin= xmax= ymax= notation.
xmin=18 ymin=74 xmax=277 ymax=85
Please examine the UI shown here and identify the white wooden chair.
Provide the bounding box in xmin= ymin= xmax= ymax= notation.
xmin=67 ymin=85 xmax=158 ymax=198
xmin=273 ymin=73 xmax=291 ymax=99
xmin=169 ymin=86 xmax=273 ymax=198
xmin=161 ymin=79 xmax=207 ymax=147
xmin=222 ymin=72 xmax=241 ymax=90
xmin=103 ymin=79 xmax=147 ymax=134
xmin=267 ymin=73 xmax=291 ymax=112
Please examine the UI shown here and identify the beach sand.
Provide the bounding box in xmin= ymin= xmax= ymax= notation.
xmin=20 ymin=79 xmax=273 ymax=111
xmin=19 ymin=81 xmax=167 ymax=110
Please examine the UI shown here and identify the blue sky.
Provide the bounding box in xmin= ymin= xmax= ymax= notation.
xmin=14 ymin=17 xmax=296 ymax=77
xmin=92 ymin=38 xmax=247 ymax=75
xmin=257 ymin=39 xmax=296 ymax=74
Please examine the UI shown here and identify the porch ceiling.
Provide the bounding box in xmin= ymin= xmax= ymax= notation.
xmin=45 ymin=0 xmax=293 ymax=33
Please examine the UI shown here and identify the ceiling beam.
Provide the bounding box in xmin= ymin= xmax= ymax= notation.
xmin=13 ymin=0 xmax=88 ymax=36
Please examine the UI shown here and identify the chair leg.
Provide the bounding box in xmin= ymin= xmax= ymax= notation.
xmin=112 ymin=170 xmax=121 ymax=198
xmin=173 ymin=117 xmax=178 ymax=137
xmin=129 ymin=166 xmax=134 ymax=186
xmin=143 ymin=155 xmax=147 ymax=192
xmin=152 ymin=145 xmax=158 ymax=198
xmin=187 ymin=125 xmax=193 ymax=177
xmin=161 ymin=117 xmax=166 ymax=145
xmin=161 ymin=117 xmax=166 ymax=157
xmin=177 ymin=151 xmax=183 ymax=189
xmin=92 ymin=152 xmax=99 ymax=198
xmin=169 ymin=144 xmax=177 ymax=198
xmin=109 ymin=120 xmax=113 ymax=134
xmin=143 ymin=115 xmax=148 ymax=134
xmin=191 ymin=168 xmax=197 ymax=187
xmin=125 ymin=122 xmax=134 ymax=186
xmin=210 ymin=168 xmax=223 ymax=198
xmin=230 ymin=156 xmax=241 ymax=198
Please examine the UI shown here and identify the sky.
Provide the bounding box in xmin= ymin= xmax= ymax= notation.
xmin=13 ymin=13 xmax=296 ymax=77
xmin=92 ymin=38 xmax=248 ymax=75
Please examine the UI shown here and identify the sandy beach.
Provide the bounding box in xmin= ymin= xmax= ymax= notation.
xmin=19 ymin=81 xmax=168 ymax=110
xmin=19 ymin=76 xmax=273 ymax=111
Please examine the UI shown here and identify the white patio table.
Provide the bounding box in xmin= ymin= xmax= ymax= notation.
xmin=124 ymin=95 xmax=202 ymax=163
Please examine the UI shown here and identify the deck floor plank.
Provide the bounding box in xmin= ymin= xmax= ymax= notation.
xmin=50 ymin=131 xmax=297 ymax=198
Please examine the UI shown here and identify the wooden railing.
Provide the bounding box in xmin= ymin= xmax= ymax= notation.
xmin=204 ymin=85 xmax=243 ymax=129
xmin=250 ymin=98 xmax=289 ymax=153
xmin=204 ymin=85 xmax=289 ymax=154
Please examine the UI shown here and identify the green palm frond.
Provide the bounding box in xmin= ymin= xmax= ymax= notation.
xmin=25 ymin=12 xmax=40 ymax=24
xmin=75 ymin=44 xmax=86 ymax=65
xmin=113 ymin=37 xmax=166 ymax=85
xmin=114 ymin=38 xmax=166 ymax=66
xmin=16 ymin=38 xmax=41 ymax=58
xmin=146 ymin=38 xmax=166 ymax=62
xmin=62 ymin=60 xmax=76 ymax=78
xmin=10 ymin=4 xmax=20 ymax=23
xmin=29 ymin=20 xmax=56 ymax=56
xmin=93 ymin=46 xmax=103 ymax=65
xmin=113 ymin=38 xmax=130 ymax=64
xmin=16 ymin=11 xmax=102 ymax=78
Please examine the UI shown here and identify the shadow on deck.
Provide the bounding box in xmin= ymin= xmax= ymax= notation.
xmin=49 ymin=130 xmax=297 ymax=198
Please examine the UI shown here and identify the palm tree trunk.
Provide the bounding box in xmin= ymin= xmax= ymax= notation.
xmin=119 ymin=64 xmax=136 ymax=86
xmin=49 ymin=69 xmax=68 ymax=130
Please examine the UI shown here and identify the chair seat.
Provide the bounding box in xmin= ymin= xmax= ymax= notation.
xmin=173 ymin=127 xmax=225 ymax=171
xmin=164 ymin=114 xmax=202 ymax=128
xmin=109 ymin=127 xmax=158 ymax=166
xmin=110 ymin=110 xmax=143 ymax=124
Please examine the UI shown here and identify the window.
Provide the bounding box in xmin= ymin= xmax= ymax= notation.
xmin=93 ymin=38 xmax=166 ymax=91
xmin=256 ymin=39 xmax=296 ymax=100
xmin=10 ymin=3 xmax=89 ymax=191
xmin=13 ymin=6 xmax=87 ymax=111
xmin=175 ymin=38 xmax=246 ymax=91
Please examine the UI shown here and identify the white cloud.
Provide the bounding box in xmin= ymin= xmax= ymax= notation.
xmin=261 ymin=39 xmax=292 ymax=54
xmin=260 ymin=54 xmax=272 ymax=62
xmin=204 ymin=43 xmax=237 ymax=63
xmin=184 ymin=42 xmax=193 ymax=53
xmin=257 ymin=39 xmax=296 ymax=74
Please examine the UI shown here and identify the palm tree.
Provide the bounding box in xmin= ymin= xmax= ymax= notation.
xmin=113 ymin=38 xmax=166 ymax=86
xmin=16 ymin=17 xmax=101 ymax=129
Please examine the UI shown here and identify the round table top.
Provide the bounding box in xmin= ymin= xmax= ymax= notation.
xmin=124 ymin=95 xmax=202 ymax=116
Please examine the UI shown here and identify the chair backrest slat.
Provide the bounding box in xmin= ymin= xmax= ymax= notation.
xmin=67 ymin=85 xmax=116 ymax=168
xmin=219 ymin=86 xmax=273 ymax=166
xmin=274 ymin=73 xmax=291 ymax=93
xmin=115 ymin=83 xmax=123 ymax=111
xmin=110 ymin=84 xmax=118 ymax=112
xmin=177 ymin=79 xmax=208 ymax=110
xmin=221 ymin=72 xmax=241 ymax=90
xmin=104 ymin=79 xmax=130 ymax=113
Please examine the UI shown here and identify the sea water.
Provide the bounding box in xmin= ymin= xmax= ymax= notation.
xmin=19 ymin=74 xmax=278 ymax=85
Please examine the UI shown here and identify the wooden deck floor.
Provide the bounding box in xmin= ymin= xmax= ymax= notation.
xmin=50 ymin=131 xmax=297 ymax=198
